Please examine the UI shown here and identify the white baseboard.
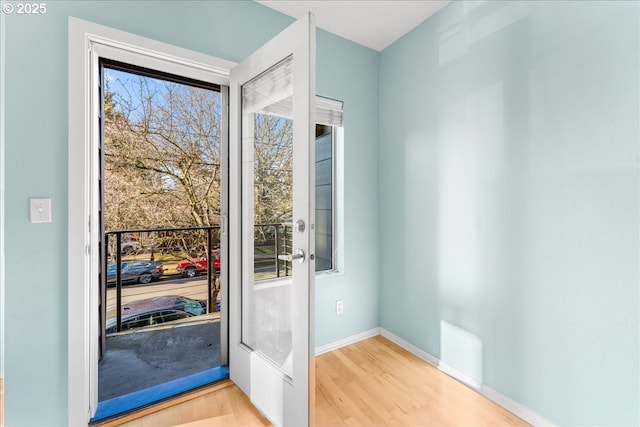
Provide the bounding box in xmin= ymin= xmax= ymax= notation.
xmin=315 ymin=327 xmax=380 ymax=356
xmin=314 ymin=327 xmax=555 ymax=426
xmin=379 ymin=328 xmax=440 ymax=365
xmin=378 ymin=328 xmax=482 ymax=389
xmin=379 ymin=328 xmax=556 ymax=427
xmin=480 ymin=384 xmax=555 ymax=427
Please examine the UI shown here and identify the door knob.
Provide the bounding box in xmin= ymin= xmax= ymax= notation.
xmin=278 ymin=249 xmax=306 ymax=264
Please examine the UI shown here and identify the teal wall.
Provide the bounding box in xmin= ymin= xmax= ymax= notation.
xmin=3 ymin=0 xmax=639 ymax=425
xmin=1 ymin=1 xmax=379 ymax=425
xmin=379 ymin=1 xmax=639 ymax=425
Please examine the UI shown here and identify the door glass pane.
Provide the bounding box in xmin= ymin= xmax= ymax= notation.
xmin=98 ymin=65 xmax=228 ymax=417
xmin=241 ymin=56 xmax=294 ymax=377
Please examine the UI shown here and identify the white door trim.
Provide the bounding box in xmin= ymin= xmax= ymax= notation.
xmin=67 ymin=17 xmax=234 ymax=425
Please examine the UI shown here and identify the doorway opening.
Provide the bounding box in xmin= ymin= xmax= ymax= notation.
xmin=93 ymin=62 xmax=229 ymax=421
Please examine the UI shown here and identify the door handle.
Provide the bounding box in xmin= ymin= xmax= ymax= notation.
xmin=221 ymin=214 xmax=228 ymax=235
xmin=278 ymin=249 xmax=305 ymax=264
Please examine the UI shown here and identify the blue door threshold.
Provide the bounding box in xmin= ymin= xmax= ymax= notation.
xmin=91 ymin=365 xmax=230 ymax=422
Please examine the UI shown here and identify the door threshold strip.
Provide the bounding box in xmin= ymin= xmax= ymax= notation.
xmin=91 ymin=366 xmax=229 ymax=424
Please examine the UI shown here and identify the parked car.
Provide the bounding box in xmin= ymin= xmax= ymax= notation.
xmin=177 ymin=249 xmax=221 ymax=278
xmin=121 ymin=240 xmax=141 ymax=255
xmin=106 ymin=260 xmax=164 ymax=286
xmin=105 ymin=295 xmax=207 ymax=334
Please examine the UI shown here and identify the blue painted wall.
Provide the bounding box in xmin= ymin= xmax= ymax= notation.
xmin=3 ymin=0 xmax=638 ymax=425
xmin=379 ymin=1 xmax=639 ymax=425
xmin=1 ymin=1 xmax=379 ymax=425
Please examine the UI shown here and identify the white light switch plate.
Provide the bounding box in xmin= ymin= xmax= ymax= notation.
xmin=30 ymin=198 xmax=52 ymax=223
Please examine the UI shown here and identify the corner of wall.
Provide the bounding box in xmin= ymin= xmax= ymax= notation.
xmin=373 ymin=46 xmax=384 ymax=327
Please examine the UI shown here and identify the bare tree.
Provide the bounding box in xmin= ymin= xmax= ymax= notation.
xmin=104 ymin=70 xmax=295 ymax=255
xmin=253 ymin=113 xmax=293 ymax=226
xmin=104 ymin=72 xmax=222 ymax=231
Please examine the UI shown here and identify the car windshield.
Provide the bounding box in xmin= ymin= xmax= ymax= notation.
xmin=107 ymin=262 xmax=129 ymax=271
xmin=181 ymin=298 xmax=205 ymax=316
xmin=125 ymin=261 xmax=151 ymax=268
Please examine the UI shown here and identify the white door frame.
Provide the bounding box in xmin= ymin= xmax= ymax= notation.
xmin=67 ymin=17 xmax=234 ymax=425
xmin=68 ymin=17 xmax=327 ymax=425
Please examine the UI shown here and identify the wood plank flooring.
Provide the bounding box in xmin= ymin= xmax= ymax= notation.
xmin=111 ymin=335 xmax=528 ymax=427
xmin=111 ymin=381 xmax=270 ymax=427
xmin=315 ymin=335 xmax=528 ymax=426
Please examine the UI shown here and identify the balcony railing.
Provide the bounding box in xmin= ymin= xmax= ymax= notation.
xmin=105 ymin=223 xmax=293 ymax=334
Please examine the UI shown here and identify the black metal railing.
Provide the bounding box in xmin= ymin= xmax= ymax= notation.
xmin=254 ymin=223 xmax=293 ymax=279
xmin=105 ymin=223 xmax=293 ymax=334
xmin=105 ymin=226 xmax=221 ymax=334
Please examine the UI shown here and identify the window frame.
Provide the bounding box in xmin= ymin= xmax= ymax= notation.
xmin=315 ymin=124 xmax=337 ymax=274
xmin=314 ymin=96 xmax=343 ymax=276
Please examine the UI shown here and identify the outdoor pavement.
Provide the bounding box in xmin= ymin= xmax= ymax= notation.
xmin=98 ymin=320 xmax=222 ymax=401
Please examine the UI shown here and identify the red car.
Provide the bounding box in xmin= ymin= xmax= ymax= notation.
xmin=176 ymin=249 xmax=220 ymax=278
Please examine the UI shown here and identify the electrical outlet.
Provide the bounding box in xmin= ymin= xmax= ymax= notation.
xmin=336 ymin=299 xmax=344 ymax=315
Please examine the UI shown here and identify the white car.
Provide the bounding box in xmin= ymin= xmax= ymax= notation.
xmin=121 ymin=240 xmax=141 ymax=254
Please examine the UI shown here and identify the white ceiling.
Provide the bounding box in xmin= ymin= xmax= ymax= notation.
xmin=256 ymin=1 xmax=450 ymax=52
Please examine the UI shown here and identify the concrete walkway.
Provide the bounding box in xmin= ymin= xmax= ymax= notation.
xmin=99 ymin=320 xmax=222 ymax=401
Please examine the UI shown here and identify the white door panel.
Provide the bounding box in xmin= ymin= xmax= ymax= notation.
xmin=229 ymin=13 xmax=316 ymax=427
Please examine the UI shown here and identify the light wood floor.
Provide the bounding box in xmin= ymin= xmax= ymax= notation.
xmin=315 ymin=336 xmax=528 ymax=426
xmin=106 ymin=335 xmax=528 ymax=427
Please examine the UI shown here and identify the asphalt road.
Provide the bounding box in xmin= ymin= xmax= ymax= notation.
xmin=105 ymin=275 xmax=211 ymax=319
xmin=105 ymin=264 xmax=289 ymax=319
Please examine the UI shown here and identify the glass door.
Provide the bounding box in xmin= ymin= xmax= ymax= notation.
xmin=229 ymin=13 xmax=316 ymax=427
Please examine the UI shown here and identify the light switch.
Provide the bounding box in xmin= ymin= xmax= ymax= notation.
xmin=30 ymin=198 xmax=52 ymax=223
